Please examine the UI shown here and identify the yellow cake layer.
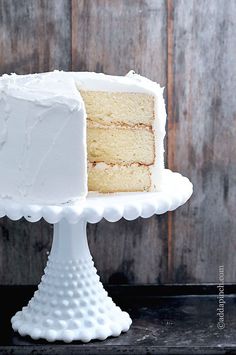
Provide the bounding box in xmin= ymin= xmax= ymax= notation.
xmin=80 ymin=91 xmax=154 ymax=126
xmin=88 ymin=126 xmax=155 ymax=165
xmin=88 ymin=164 xmax=151 ymax=192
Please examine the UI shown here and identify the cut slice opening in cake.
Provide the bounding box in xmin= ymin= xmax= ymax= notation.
xmin=78 ymin=89 xmax=157 ymax=193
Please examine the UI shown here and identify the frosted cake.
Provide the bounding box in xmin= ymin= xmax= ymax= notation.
xmin=0 ymin=71 xmax=166 ymax=204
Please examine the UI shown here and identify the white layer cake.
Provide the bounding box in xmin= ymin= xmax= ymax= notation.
xmin=0 ymin=71 xmax=166 ymax=204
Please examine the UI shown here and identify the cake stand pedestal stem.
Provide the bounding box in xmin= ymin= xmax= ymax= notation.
xmin=11 ymin=218 xmax=132 ymax=343
xmin=51 ymin=219 xmax=91 ymax=260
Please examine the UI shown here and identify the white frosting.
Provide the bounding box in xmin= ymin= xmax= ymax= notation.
xmin=0 ymin=70 xmax=166 ymax=204
xmin=88 ymin=162 xmax=143 ymax=171
xmin=88 ymin=120 xmax=152 ymax=131
xmin=0 ymin=72 xmax=87 ymax=204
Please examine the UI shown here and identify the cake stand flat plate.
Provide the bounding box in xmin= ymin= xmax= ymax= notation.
xmin=0 ymin=169 xmax=193 ymax=224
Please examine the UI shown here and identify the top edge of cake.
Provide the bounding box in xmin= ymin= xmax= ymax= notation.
xmin=0 ymin=70 xmax=163 ymax=103
xmin=0 ymin=71 xmax=81 ymax=109
xmin=0 ymin=69 xmax=167 ymax=125
xmin=0 ymin=70 xmax=166 ymax=134
xmin=74 ymin=70 xmax=163 ymax=94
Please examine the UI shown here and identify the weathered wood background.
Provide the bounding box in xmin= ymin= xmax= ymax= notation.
xmin=0 ymin=0 xmax=235 ymax=285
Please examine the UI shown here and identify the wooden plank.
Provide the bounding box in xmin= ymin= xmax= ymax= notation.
xmin=0 ymin=0 xmax=71 ymax=74
xmin=167 ymin=0 xmax=174 ymax=280
xmin=169 ymin=0 xmax=236 ymax=283
xmin=88 ymin=216 xmax=168 ymax=284
xmin=73 ymin=0 xmax=168 ymax=284
xmin=72 ymin=0 xmax=167 ymax=85
xmin=0 ymin=218 xmax=52 ymax=284
xmin=0 ymin=0 xmax=71 ymax=284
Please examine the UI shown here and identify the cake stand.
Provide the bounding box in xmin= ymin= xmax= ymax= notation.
xmin=0 ymin=169 xmax=192 ymax=343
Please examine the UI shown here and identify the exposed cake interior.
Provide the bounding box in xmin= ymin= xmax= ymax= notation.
xmin=79 ymin=90 xmax=156 ymax=193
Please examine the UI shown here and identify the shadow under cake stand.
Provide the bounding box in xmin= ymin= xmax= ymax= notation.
xmin=0 ymin=169 xmax=192 ymax=343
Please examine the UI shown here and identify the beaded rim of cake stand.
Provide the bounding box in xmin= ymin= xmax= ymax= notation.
xmin=0 ymin=169 xmax=193 ymax=224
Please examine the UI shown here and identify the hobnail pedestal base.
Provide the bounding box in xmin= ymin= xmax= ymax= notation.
xmin=5 ymin=170 xmax=193 ymax=343
xmin=11 ymin=219 xmax=132 ymax=342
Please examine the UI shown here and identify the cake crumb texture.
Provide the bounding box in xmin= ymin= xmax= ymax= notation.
xmin=88 ymin=126 xmax=155 ymax=165
xmin=88 ymin=164 xmax=151 ymax=192
xmin=80 ymin=91 xmax=154 ymax=126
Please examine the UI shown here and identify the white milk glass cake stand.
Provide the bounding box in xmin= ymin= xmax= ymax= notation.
xmin=0 ymin=169 xmax=192 ymax=343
